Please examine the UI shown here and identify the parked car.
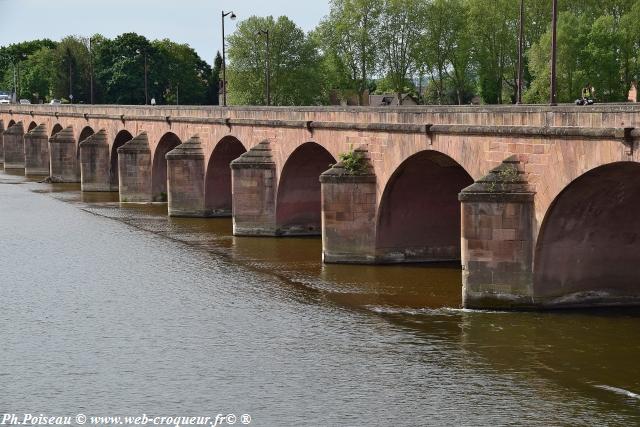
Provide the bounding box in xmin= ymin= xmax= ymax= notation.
xmin=50 ymin=99 xmax=61 ymax=105
xmin=0 ymin=94 xmax=11 ymax=105
xmin=19 ymin=99 xmax=31 ymax=105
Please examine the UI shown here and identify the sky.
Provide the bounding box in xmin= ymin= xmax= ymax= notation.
xmin=0 ymin=0 xmax=330 ymax=64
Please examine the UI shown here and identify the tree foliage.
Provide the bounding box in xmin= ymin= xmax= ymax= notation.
xmin=227 ymin=16 xmax=324 ymax=106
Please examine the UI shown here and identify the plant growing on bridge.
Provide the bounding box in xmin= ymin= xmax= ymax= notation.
xmin=487 ymin=164 xmax=520 ymax=193
xmin=337 ymin=149 xmax=368 ymax=175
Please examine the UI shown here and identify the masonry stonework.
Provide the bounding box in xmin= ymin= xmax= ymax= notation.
xmin=2 ymin=104 xmax=640 ymax=310
xmin=24 ymin=124 xmax=50 ymax=175
xmin=118 ymin=132 xmax=152 ymax=203
xmin=3 ymin=121 xmax=25 ymax=169
xmin=80 ymin=130 xmax=111 ymax=191
xmin=166 ymin=136 xmax=206 ymax=217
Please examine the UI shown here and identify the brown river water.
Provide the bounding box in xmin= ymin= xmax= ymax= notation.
xmin=0 ymin=169 xmax=639 ymax=426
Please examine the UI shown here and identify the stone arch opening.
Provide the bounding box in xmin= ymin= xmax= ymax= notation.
xmin=205 ymin=136 xmax=246 ymax=216
xmin=8 ymin=120 xmax=15 ymax=128
xmin=534 ymin=162 xmax=640 ymax=307
xmin=376 ymin=150 xmax=473 ymax=263
xmin=28 ymin=122 xmax=37 ymax=132
xmin=110 ymin=130 xmax=133 ymax=188
xmin=276 ymin=142 xmax=335 ymax=235
xmin=51 ymin=123 xmax=63 ymax=137
xmin=152 ymin=132 xmax=181 ymax=201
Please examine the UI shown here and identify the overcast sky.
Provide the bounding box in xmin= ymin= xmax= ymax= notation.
xmin=0 ymin=0 xmax=330 ymax=64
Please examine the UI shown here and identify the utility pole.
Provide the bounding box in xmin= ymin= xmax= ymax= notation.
xmin=69 ymin=58 xmax=73 ymax=104
xmin=89 ymin=37 xmax=94 ymax=104
xmin=517 ymin=0 xmax=524 ymax=104
xmin=144 ymin=52 xmax=148 ymax=105
xmin=550 ymin=0 xmax=558 ymax=105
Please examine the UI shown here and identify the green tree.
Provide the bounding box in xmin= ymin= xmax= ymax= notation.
xmin=19 ymin=47 xmax=56 ymax=102
xmin=525 ymin=12 xmax=589 ymax=103
xmin=152 ymin=39 xmax=211 ymax=105
xmin=316 ymin=0 xmax=381 ymax=104
xmin=377 ymin=0 xmax=426 ymax=104
xmin=227 ymin=16 xmax=324 ymax=105
xmin=52 ymin=36 xmax=91 ymax=103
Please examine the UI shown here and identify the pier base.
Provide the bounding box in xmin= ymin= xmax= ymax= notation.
xmin=118 ymin=132 xmax=152 ymax=203
xmin=231 ymin=141 xmax=277 ymax=236
xmin=24 ymin=124 xmax=50 ymax=175
xmin=459 ymin=156 xmax=536 ymax=309
xmin=166 ymin=136 xmax=206 ymax=217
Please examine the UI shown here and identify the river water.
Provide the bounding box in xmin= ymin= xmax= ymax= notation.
xmin=1 ymin=170 xmax=639 ymax=426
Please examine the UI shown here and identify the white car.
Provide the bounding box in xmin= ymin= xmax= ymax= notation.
xmin=19 ymin=99 xmax=31 ymax=105
xmin=50 ymin=99 xmax=61 ymax=105
xmin=0 ymin=95 xmax=11 ymax=105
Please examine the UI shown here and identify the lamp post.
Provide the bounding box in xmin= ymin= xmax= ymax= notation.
xmin=517 ymin=0 xmax=524 ymax=104
xmin=136 ymin=49 xmax=149 ymax=105
xmin=257 ymin=29 xmax=271 ymax=106
xmin=221 ymin=10 xmax=236 ymax=107
xmin=89 ymin=37 xmax=94 ymax=104
xmin=67 ymin=49 xmax=73 ymax=104
xmin=550 ymin=0 xmax=558 ymax=105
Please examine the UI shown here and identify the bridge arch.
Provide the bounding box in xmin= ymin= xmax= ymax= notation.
xmin=375 ymin=150 xmax=473 ymax=263
xmin=8 ymin=120 xmax=15 ymax=128
xmin=51 ymin=123 xmax=63 ymax=137
xmin=27 ymin=121 xmax=37 ymax=132
xmin=276 ymin=141 xmax=335 ymax=235
xmin=152 ymin=132 xmax=182 ymax=201
xmin=534 ymin=161 xmax=640 ymax=306
xmin=110 ymin=130 xmax=133 ymax=188
xmin=205 ymin=136 xmax=246 ymax=216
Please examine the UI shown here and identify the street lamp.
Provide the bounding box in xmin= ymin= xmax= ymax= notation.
xmin=550 ymin=0 xmax=558 ymax=106
xmin=221 ymin=10 xmax=236 ymax=107
xmin=136 ymin=49 xmax=149 ymax=105
xmin=516 ymin=0 xmax=524 ymax=104
xmin=256 ymin=29 xmax=271 ymax=106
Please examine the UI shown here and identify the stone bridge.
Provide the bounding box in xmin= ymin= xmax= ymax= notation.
xmin=1 ymin=104 xmax=639 ymax=310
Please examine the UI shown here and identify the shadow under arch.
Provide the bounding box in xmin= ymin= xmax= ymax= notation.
xmin=110 ymin=130 xmax=133 ymax=189
xmin=276 ymin=141 xmax=336 ymax=236
xmin=8 ymin=120 xmax=16 ymax=128
xmin=27 ymin=121 xmax=37 ymax=132
xmin=152 ymin=132 xmax=182 ymax=201
xmin=534 ymin=161 xmax=640 ymax=307
xmin=51 ymin=123 xmax=63 ymax=137
xmin=375 ymin=150 xmax=473 ymax=263
xmin=205 ymin=135 xmax=246 ymax=216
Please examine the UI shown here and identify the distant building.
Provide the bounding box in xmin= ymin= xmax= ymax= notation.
xmin=369 ymin=93 xmax=418 ymax=106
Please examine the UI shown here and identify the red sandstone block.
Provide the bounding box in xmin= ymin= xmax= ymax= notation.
xmin=493 ymin=228 xmax=516 ymax=241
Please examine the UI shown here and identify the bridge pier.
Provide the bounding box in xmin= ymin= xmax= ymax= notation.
xmin=320 ymin=150 xmax=377 ymax=264
xmin=49 ymin=127 xmax=80 ymax=183
xmin=117 ymin=132 xmax=152 ymax=203
xmin=79 ymin=130 xmax=110 ymax=191
xmin=231 ymin=141 xmax=277 ymax=236
xmin=24 ymin=124 xmax=50 ymax=175
xmin=3 ymin=122 xmax=25 ymax=169
xmin=166 ymin=136 xmax=206 ymax=217
xmin=459 ymin=157 xmax=536 ymax=309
